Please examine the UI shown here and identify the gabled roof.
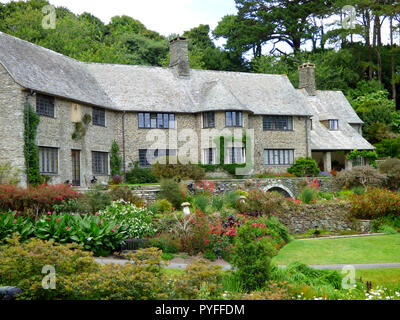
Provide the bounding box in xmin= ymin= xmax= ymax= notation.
xmin=0 ymin=31 xmax=114 ymax=109
xmin=0 ymin=31 xmax=313 ymax=116
xmin=298 ymin=89 xmax=374 ymax=151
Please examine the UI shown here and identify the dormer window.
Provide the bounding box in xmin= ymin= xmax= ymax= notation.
xmin=329 ymin=120 xmax=339 ymax=131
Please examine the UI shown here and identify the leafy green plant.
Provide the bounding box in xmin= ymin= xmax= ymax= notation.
xmin=110 ymin=141 xmax=122 ymax=176
xmin=0 ymin=161 xmax=20 ymax=185
xmin=158 ymin=179 xmax=187 ymax=209
xmin=151 ymin=157 xmax=205 ymax=181
xmin=24 ymin=104 xmax=40 ymax=185
xmin=98 ymin=200 xmax=155 ymax=239
xmin=231 ymin=221 xmax=277 ymax=291
xmin=346 ymin=149 xmax=378 ymax=168
xmin=203 ymin=249 xmax=217 ymax=261
xmin=125 ymin=162 xmax=158 ymax=184
xmin=377 ymin=224 xmax=398 ymax=235
xmin=287 ymin=157 xmax=319 ymax=177
xmin=298 ymin=187 xmax=317 ymax=204
xmin=193 ymin=194 xmax=210 ymax=212
xmin=211 ymin=195 xmax=224 ymax=211
xmin=156 ymin=199 xmax=173 ymax=213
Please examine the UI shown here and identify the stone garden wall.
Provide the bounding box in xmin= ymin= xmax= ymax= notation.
xmin=274 ymin=202 xmax=371 ymax=234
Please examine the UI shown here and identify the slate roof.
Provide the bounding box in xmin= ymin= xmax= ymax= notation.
xmin=298 ymin=89 xmax=374 ymax=151
xmin=0 ymin=31 xmax=312 ymax=116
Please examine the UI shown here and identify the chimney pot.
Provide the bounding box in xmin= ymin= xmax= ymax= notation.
xmin=299 ymin=62 xmax=316 ymax=96
xmin=169 ymin=36 xmax=190 ymax=77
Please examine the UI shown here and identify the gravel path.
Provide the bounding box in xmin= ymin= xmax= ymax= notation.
xmin=94 ymin=257 xmax=400 ymax=271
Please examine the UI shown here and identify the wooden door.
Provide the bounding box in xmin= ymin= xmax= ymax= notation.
xmin=71 ymin=150 xmax=80 ymax=186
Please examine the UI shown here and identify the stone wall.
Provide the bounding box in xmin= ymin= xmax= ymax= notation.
xmin=0 ymin=64 xmax=26 ymax=185
xmin=29 ymin=94 xmax=121 ymax=187
xmin=249 ymin=115 xmax=311 ymax=174
xmin=274 ymin=202 xmax=361 ymax=234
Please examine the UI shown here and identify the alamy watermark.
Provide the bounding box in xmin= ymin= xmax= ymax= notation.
xmin=342 ymin=5 xmax=356 ymax=30
xmin=42 ymin=265 xmax=56 ymax=289
xmin=341 ymin=265 xmax=356 ymax=290
xmin=42 ymin=5 xmax=56 ymax=30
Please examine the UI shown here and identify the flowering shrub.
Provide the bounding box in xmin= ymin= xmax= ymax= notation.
xmin=0 ymin=183 xmax=80 ymax=217
xmin=350 ymin=188 xmax=400 ymax=219
xmin=98 ymin=200 xmax=155 ymax=239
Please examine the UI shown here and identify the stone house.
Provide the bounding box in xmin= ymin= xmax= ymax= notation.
xmin=0 ymin=32 xmax=373 ymax=187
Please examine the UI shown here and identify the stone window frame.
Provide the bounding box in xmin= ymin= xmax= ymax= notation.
xmin=36 ymin=94 xmax=55 ymax=118
xmin=225 ymin=111 xmax=243 ymax=127
xmin=38 ymin=146 xmax=59 ymax=174
xmin=264 ymin=149 xmax=294 ymax=166
xmin=202 ymin=112 xmax=215 ymax=128
xmin=328 ymin=119 xmax=339 ymax=131
xmin=92 ymin=151 xmax=109 ymax=175
xmin=92 ymin=107 xmax=106 ymax=127
xmin=138 ymin=112 xmax=175 ymax=129
xmin=263 ymin=116 xmax=293 ymax=131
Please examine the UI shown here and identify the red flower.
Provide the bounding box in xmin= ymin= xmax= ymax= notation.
xmin=66 ymin=226 xmax=70 ymax=231
xmin=13 ymin=219 xmax=17 ymax=224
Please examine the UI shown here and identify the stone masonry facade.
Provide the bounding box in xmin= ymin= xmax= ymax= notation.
xmin=0 ymin=56 xmax=311 ymax=187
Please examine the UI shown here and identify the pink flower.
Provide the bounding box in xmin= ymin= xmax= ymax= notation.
xmin=112 ymin=228 xmax=116 ymax=232
xmin=95 ymin=212 xmax=99 ymax=216
xmin=56 ymin=218 xmax=61 ymax=223
xmin=66 ymin=227 xmax=70 ymax=231
xmin=47 ymin=212 xmax=52 ymax=215
xmin=116 ymin=225 xmax=120 ymax=228
xmin=13 ymin=219 xmax=17 ymax=224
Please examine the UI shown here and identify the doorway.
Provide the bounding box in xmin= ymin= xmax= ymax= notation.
xmin=71 ymin=150 xmax=81 ymax=186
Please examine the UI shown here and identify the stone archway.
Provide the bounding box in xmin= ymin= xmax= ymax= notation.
xmin=263 ymin=184 xmax=295 ymax=199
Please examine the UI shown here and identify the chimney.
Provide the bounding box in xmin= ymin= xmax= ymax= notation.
xmin=298 ymin=62 xmax=316 ymax=96
xmin=169 ymin=36 xmax=190 ymax=77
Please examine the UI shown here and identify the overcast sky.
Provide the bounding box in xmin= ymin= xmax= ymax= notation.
xmin=15 ymin=0 xmax=238 ymax=36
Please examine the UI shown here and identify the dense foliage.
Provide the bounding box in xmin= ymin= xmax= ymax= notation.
xmin=0 ymin=183 xmax=80 ymax=217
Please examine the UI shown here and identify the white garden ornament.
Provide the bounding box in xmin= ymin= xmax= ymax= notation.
xmin=181 ymin=202 xmax=191 ymax=216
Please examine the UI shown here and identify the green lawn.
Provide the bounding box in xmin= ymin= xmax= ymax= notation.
xmin=356 ymin=268 xmax=400 ymax=288
xmin=273 ymin=234 xmax=400 ymax=265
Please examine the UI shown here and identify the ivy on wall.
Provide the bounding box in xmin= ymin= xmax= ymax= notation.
xmin=200 ymin=134 xmax=252 ymax=176
xmin=24 ymin=104 xmax=40 ymax=185
xmin=346 ymin=149 xmax=378 ymax=168
xmin=72 ymin=114 xmax=92 ymax=140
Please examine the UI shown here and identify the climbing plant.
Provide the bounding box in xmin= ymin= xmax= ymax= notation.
xmin=110 ymin=141 xmax=122 ymax=176
xmin=346 ymin=149 xmax=378 ymax=168
xmin=24 ymin=104 xmax=40 ymax=185
xmin=72 ymin=114 xmax=92 ymax=140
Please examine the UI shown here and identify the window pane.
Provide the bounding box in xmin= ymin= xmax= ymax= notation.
xmin=238 ymin=112 xmax=242 ymax=126
xmin=226 ymin=112 xmax=232 ymax=126
xmin=279 ymin=150 xmax=284 ymax=165
xmin=93 ymin=108 xmax=105 ymax=126
xmin=38 ymin=147 xmax=58 ymax=174
xmin=150 ymin=114 xmax=157 ymax=128
xmin=145 ymin=113 xmax=150 ymax=128
xmin=164 ymin=114 xmax=169 ymax=129
xmin=138 ymin=113 xmax=144 ymax=128
xmin=232 ymin=112 xmax=236 ymax=126
xmin=36 ymin=94 xmax=55 ymax=117
xmin=169 ymin=114 xmax=175 ymax=129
